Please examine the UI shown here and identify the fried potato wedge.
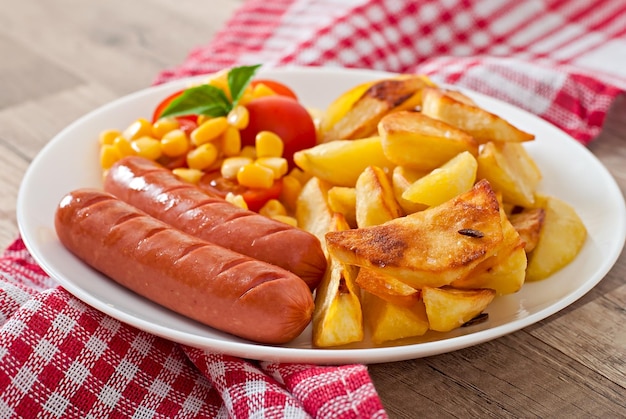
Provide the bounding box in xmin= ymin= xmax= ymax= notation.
xmin=526 ymin=195 xmax=587 ymax=281
xmin=327 ymin=186 xmax=357 ymax=228
xmin=402 ymin=151 xmax=478 ymax=207
xmin=362 ymin=292 xmax=429 ymax=344
xmin=355 ymin=166 xmax=404 ymax=228
xmin=295 ymin=177 xmax=333 ymax=251
xmin=326 ymin=179 xmax=504 ymax=288
xmin=508 ymin=207 xmax=545 ymax=253
xmin=319 ymin=80 xmax=374 ymax=137
xmin=476 ymin=141 xmax=542 ymax=207
xmin=293 ymin=136 xmax=394 ymax=187
xmin=313 ymin=213 xmax=363 ymax=347
xmin=321 ymin=75 xmax=432 ymax=142
xmin=391 ymin=166 xmax=429 ymax=215
xmin=379 ymin=111 xmax=478 ymax=172
xmin=452 ymin=204 xmax=527 ymax=295
xmin=422 ymin=286 xmax=495 ymax=332
xmin=355 ymin=269 xmax=420 ymax=308
xmin=421 ymin=87 xmax=535 ymax=144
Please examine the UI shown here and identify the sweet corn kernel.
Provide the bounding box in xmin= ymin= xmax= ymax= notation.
xmin=288 ymin=167 xmax=312 ymax=186
xmin=161 ymin=129 xmax=189 ymax=157
xmin=225 ymin=192 xmax=248 ymax=210
xmin=100 ymin=144 xmax=122 ymax=169
xmin=237 ymin=87 xmax=255 ymax=106
xmin=270 ymin=214 xmax=298 ymax=227
xmin=99 ymin=129 xmax=122 ymax=145
xmin=131 ymin=136 xmax=162 ymax=160
xmin=259 ymin=199 xmax=287 ymax=218
xmin=221 ymin=156 xmax=253 ymax=179
xmin=237 ymin=163 xmax=274 ymax=189
xmin=172 ymin=168 xmax=204 ymax=184
xmin=251 ymin=83 xmax=277 ymax=99
xmin=227 ymin=105 xmax=249 ymax=130
xmin=205 ymin=157 xmax=224 ymax=173
xmin=279 ymin=175 xmax=302 ymax=211
xmin=221 ymin=126 xmax=242 ymax=157
xmin=240 ymin=145 xmax=257 ymax=159
xmin=124 ymin=118 xmax=153 ymax=140
xmin=255 ymin=157 xmax=288 ymax=179
xmin=255 ymin=131 xmax=284 ymax=158
xmin=187 ymin=143 xmax=219 ymax=170
xmin=196 ymin=114 xmax=210 ymax=126
xmin=191 ymin=116 xmax=228 ymax=146
xmin=113 ymin=136 xmax=135 ymax=157
xmin=152 ymin=118 xmax=179 ymax=139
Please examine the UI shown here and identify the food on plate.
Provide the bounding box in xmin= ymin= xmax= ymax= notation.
xmin=400 ymin=150 xmax=478 ymax=207
xmin=326 ymin=180 xmax=505 ymax=289
xmin=238 ymin=95 xmax=317 ymax=169
xmin=508 ymin=207 xmax=545 ymax=253
xmin=421 ymin=287 xmax=495 ymax=332
xmin=362 ymin=291 xmax=429 ymax=345
xmin=355 ymin=165 xmax=404 ymax=228
xmin=319 ymin=74 xmax=434 ymax=142
xmin=355 ymin=269 xmax=420 ymax=308
xmin=89 ymin=66 xmax=588 ymax=347
xmin=525 ymin=194 xmax=587 ymax=281
xmin=476 ymin=141 xmax=542 ymax=207
xmin=104 ymin=155 xmax=326 ymax=290
xmin=421 ymin=87 xmax=535 ymax=144
xmin=293 ymin=136 xmax=394 ymax=187
xmin=55 ymin=189 xmax=314 ymax=344
xmin=451 ymin=202 xmax=527 ymax=295
xmin=312 ymin=213 xmax=363 ymax=347
xmin=99 ymin=64 xmax=317 ymax=214
xmin=295 ymin=176 xmax=334 ymax=250
xmin=378 ymin=111 xmax=479 ymax=171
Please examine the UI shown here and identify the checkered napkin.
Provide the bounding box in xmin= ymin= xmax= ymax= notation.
xmin=2 ymin=0 xmax=626 ymax=418
xmin=0 ymin=239 xmax=384 ymax=418
xmin=156 ymin=0 xmax=626 ymax=144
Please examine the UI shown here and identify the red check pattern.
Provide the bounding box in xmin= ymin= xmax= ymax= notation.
xmin=156 ymin=0 xmax=626 ymax=144
xmin=0 ymin=239 xmax=384 ymax=418
xmin=2 ymin=0 xmax=625 ymax=417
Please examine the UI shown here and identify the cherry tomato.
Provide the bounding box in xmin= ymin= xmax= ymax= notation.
xmin=250 ymin=79 xmax=298 ymax=100
xmin=239 ymin=96 xmax=317 ymax=168
xmin=152 ymin=89 xmax=198 ymax=125
xmin=198 ymin=171 xmax=283 ymax=213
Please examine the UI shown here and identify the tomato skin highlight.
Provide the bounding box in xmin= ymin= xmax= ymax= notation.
xmin=198 ymin=171 xmax=283 ymax=213
xmin=250 ymin=79 xmax=298 ymax=100
xmin=239 ymin=96 xmax=317 ymax=169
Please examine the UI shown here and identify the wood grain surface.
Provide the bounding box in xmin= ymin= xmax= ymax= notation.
xmin=1 ymin=1 xmax=624 ymax=417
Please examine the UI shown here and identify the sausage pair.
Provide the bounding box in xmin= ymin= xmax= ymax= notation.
xmin=55 ymin=189 xmax=315 ymax=344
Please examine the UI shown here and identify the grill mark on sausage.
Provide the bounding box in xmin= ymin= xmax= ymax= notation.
xmin=239 ymin=271 xmax=282 ymax=299
xmin=178 ymin=243 xmax=207 ymax=259
xmin=113 ymin=212 xmax=143 ymax=227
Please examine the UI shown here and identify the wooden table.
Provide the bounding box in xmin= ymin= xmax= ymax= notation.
xmin=1 ymin=1 xmax=624 ymax=417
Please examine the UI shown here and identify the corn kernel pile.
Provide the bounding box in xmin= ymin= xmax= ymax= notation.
xmin=98 ymin=77 xmax=310 ymax=225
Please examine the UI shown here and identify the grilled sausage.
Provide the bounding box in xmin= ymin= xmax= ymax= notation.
xmin=103 ymin=156 xmax=326 ymax=290
xmin=55 ymin=188 xmax=314 ymax=344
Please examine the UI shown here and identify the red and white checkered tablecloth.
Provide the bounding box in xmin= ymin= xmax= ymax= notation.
xmin=2 ymin=0 xmax=625 ymax=417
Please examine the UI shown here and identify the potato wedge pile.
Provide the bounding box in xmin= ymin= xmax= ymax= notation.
xmin=294 ymin=75 xmax=587 ymax=347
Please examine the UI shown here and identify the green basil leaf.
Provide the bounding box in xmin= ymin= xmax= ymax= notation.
xmin=228 ymin=64 xmax=262 ymax=107
xmin=159 ymin=84 xmax=231 ymax=118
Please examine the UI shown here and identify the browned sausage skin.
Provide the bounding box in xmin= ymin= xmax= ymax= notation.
xmin=55 ymin=189 xmax=314 ymax=344
xmin=103 ymin=156 xmax=326 ymax=290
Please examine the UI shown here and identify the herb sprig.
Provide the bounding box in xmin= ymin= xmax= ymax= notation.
xmin=159 ymin=64 xmax=261 ymax=119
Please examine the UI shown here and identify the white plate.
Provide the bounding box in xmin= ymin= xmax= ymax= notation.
xmin=17 ymin=66 xmax=626 ymax=364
